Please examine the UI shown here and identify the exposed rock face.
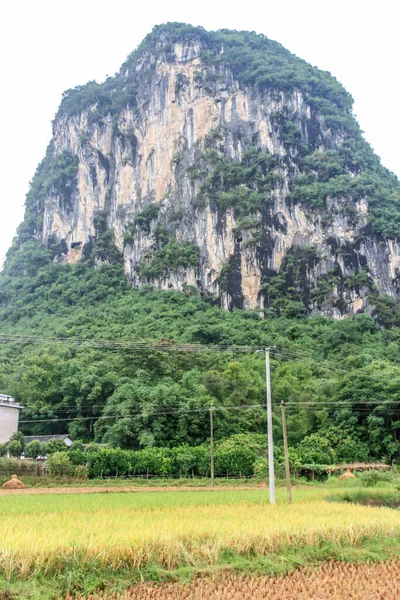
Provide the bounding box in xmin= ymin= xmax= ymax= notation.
xmin=22 ymin=26 xmax=400 ymax=317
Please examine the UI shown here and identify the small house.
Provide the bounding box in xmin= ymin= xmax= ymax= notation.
xmin=24 ymin=434 xmax=73 ymax=448
xmin=0 ymin=394 xmax=23 ymax=444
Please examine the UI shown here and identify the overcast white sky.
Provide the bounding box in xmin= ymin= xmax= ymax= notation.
xmin=1 ymin=0 xmax=399 ymax=264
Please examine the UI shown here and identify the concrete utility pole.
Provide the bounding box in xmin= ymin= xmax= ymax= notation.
xmin=281 ymin=401 xmax=292 ymax=504
xmin=265 ymin=348 xmax=276 ymax=504
xmin=210 ymin=405 xmax=215 ymax=487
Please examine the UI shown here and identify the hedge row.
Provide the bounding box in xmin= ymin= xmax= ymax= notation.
xmin=68 ymin=444 xmax=272 ymax=478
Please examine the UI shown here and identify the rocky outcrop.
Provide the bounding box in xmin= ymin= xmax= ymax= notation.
xmin=22 ymin=26 xmax=400 ymax=317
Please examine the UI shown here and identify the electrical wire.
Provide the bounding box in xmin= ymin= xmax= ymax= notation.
xmin=270 ymin=351 xmax=345 ymax=375
xmin=18 ymin=402 xmax=271 ymax=424
xmin=33 ymin=399 xmax=400 ymax=414
xmin=0 ymin=333 xmax=262 ymax=353
xmin=270 ymin=348 xmax=347 ymax=374
xmin=0 ymin=332 xmax=351 ymax=377
xmin=19 ymin=400 xmax=400 ymax=425
xmin=6 ymin=331 xmax=399 ymax=431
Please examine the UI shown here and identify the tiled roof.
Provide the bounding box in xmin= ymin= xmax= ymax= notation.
xmin=24 ymin=435 xmax=72 ymax=444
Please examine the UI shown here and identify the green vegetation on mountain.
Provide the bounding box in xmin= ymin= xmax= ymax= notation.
xmin=138 ymin=241 xmax=200 ymax=281
xmin=57 ymin=23 xmax=351 ymax=121
xmin=1 ymin=241 xmax=400 ymax=464
xmin=134 ymin=203 xmax=160 ymax=233
xmin=289 ymin=145 xmax=400 ymax=237
xmin=194 ymin=145 xmax=281 ymax=217
xmin=17 ymin=149 xmax=79 ymax=246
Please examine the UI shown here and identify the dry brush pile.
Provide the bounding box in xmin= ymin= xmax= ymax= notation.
xmin=72 ymin=560 xmax=400 ymax=599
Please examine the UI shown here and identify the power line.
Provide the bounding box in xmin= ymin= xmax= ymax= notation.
xmin=272 ymin=345 xmax=342 ymax=363
xmin=19 ymin=402 xmax=272 ymax=424
xmin=0 ymin=333 xmax=262 ymax=353
xmin=30 ymin=399 xmax=400 ymax=413
xmin=285 ymin=401 xmax=400 ymax=406
xmin=19 ymin=400 xmax=400 ymax=424
xmin=6 ymin=333 xmax=400 ymax=441
xmin=0 ymin=332 xmax=352 ymax=375
xmin=270 ymin=351 xmax=344 ymax=375
xmin=270 ymin=348 xmax=347 ymax=374
xmin=273 ymin=345 xmax=324 ymax=360
xmin=0 ymin=333 xmax=338 ymax=362
xmin=0 ymin=332 xmax=350 ymax=379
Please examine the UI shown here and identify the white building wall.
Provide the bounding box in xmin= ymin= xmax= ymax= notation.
xmin=0 ymin=403 xmax=22 ymax=444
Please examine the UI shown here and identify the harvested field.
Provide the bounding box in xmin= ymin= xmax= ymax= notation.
xmin=75 ymin=559 xmax=400 ymax=599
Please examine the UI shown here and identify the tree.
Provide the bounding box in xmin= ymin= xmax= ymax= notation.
xmin=25 ymin=440 xmax=43 ymax=459
xmin=44 ymin=439 xmax=67 ymax=455
xmin=46 ymin=452 xmax=72 ymax=477
xmin=9 ymin=431 xmax=25 ymax=451
xmin=7 ymin=440 xmax=22 ymax=458
xmin=296 ymin=434 xmax=335 ymax=465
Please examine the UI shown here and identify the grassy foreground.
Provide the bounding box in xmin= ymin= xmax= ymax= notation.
xmin=1 ymin=487 xmax=400 ymax=599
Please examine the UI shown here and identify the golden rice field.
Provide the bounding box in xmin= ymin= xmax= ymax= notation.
xmin=0 ymin=488 xmax=399 ymax=579
xmin=73 ymin=559 xmax=400 ymax=599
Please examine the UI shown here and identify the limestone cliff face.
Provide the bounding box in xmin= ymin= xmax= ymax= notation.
xmin=27 ymin=26 xmax=400 ymax=316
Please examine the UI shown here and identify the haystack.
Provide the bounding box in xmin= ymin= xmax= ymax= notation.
xmin=2 ymin=474 xmax=26 ymax=489
xmin=338 ymin=469 xmax=356 ymax=481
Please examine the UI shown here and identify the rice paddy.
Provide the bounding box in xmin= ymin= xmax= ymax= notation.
xmin=0 ymin=486 xmax=399 ymax=598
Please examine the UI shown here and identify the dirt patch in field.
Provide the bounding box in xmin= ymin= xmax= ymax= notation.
xmin=0 ymin=485 xmax=255 ymax=496
xmin=72 ymin=559 xmax=400 ymax=599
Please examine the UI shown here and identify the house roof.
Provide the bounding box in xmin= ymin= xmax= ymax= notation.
xmin=0 ymin=394 xmax=23 ymax=409
xmin=24 ymin=435 xmax=72 ymax=444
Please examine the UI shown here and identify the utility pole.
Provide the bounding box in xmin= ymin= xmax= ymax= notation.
xmin=210 ymin=405 xmax=215 ymax=487
xmin=265 ymin=348 xmax=275 ymax=504
xmin=281 ymin=401 xmax=292 ymax=504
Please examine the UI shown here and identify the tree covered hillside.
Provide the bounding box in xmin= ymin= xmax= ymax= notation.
xmin=1 ymin=241 xmax=400 ymax=464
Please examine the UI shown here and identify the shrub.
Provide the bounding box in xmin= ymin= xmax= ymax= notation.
xmin=138 ymin=241 xmax=200 ymax=280
xmin=135 ymin=204 xmax=159 ymax=233
xmin=215 ymin=445 xmax=256 ymax=477
xmin=70 ymin=440 xmax=84 ymax=451
xmin=46 ymin=452 xmax=73 ymax=477
xmin=7 ymin=440 xmax=22 ymax=458
xmin=74 ymin=465 xmax=88 ymax=479
xmin=25 ymin=440 xmax=43 ymax=459
xmin=253 ymin=457 xmax=269 ymax=479
xmin=359 ymin=470 xmax=393 ymax=488
xmin=296 ymin=434 xmax=335 ymax=465
xmin=45 ymin=439 xmax=67 ymax=455
xmin=9 ymin=431 xmax=25 ymax=448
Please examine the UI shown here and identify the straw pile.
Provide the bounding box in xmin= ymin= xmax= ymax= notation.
xmin=2 ymin=474 xmax=26 ymax=489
